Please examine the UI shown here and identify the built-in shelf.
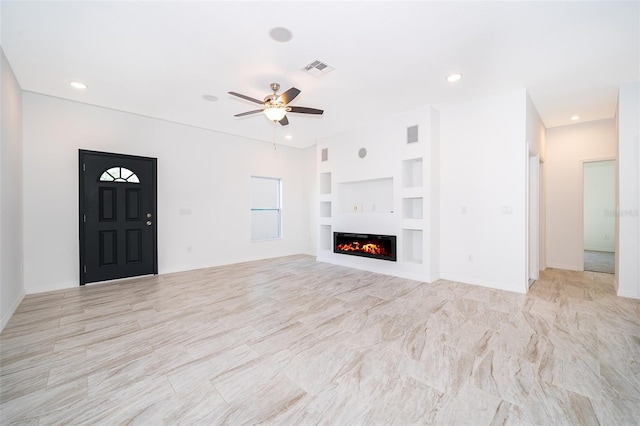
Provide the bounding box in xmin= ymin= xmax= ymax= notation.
xmin=337 ymin=177 xmax=393 ymax=214
xmin=320 ymin=201 xmax=332 ymax=218
xmin=402 ymin=158 xmax=423 ymax=188
xmin=403 ymin=229 xmax=423 ymax=264
xmin=402 ymin=197 xmax=423 ymax=219
xmin=317 ymin=116 xmax=431 ymax=273
xmin=401 ymin=219 xmax=423 ymax=230
xmin=320 ymin=172 xmax=332 ymax=195
xmin=320 ymin=225 xmax=332 ymax=251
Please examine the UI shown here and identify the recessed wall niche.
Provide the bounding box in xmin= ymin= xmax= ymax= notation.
xmin=320 ymin=225 xmax=332 ymax=251
xmin=403 ymin=229 xmax=423 ymax=264
xmin=402 ymin=158 xmax=423 ymax=188
xmin=337 ymin=177 xmax=393 ymax=213
xmin=320 ymin=201 xmax=332 ymax=217
xmin=402 ymin=197 xmax=423 ymax=219
xmin=319 ymin=172 xmax=332 ymax=194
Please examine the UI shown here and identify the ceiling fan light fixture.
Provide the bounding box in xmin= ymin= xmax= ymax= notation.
xmin=264 ymin=107 xmax=287 ymax=121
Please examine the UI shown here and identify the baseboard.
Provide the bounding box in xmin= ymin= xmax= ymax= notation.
xmin=315 ymin=256 xmax=430 ymax=283
xmin=617 ymin=287 xmax=640 ymax=300
xmin=584 ymin=248 xmax=615 ymax=253
xmin=26 ymin=280 xmax=78 ymax=294
xmin=439 ymin=273 xmax=527 ymax=294
xmin=1 ymin=288 xmax=26 ymax=332
xmin=545 ymin=262 xmax=581 ymax=272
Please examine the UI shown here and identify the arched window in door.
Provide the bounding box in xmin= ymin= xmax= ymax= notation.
xmin=99 ymin=167 xmax=140 ymax=183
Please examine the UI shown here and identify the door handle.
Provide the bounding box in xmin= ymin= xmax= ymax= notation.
xmin=146 ymin=221 xmax=152 ymax=226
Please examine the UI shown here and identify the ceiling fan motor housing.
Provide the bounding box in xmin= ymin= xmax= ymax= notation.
xmin=229 ymin=82 xmax=323 ymax=126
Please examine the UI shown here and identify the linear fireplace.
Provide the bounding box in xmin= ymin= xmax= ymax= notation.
xmin=333 ymin=232 xmax=397 ymax=261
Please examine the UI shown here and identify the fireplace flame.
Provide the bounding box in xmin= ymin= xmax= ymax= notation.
xmin=336 ymin=241 xmax=390 ymax=256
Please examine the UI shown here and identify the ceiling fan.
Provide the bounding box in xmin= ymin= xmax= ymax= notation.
xmin=228 ymin=83 xmax=323 ymax=126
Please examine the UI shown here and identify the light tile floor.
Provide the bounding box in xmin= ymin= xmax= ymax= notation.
xmin=1 ymin=255 xmax=639 ymax=425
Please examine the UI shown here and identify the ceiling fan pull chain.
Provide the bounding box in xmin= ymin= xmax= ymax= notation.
xmin=272 ymin=120 xmax=277 ymax=150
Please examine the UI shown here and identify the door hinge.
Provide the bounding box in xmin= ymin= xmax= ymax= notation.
xmin=83 ymin=265 xmax=87 ymax=274
xmin=83 ymin=214 xmax=86 ymax=223
xmin=83 ymin=163 xmax=86 ymax=172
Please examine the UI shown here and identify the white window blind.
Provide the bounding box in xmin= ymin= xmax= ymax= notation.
xmin=250 ymin=176 xmax=281 ymax=240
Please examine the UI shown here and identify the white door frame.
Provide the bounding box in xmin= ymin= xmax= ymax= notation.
xmin=579 ymin=156 xmax=616 ymax=271
xmin=528 ymin=152 xmax=540 ymax=284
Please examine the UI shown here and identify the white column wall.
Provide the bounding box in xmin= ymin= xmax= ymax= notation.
xmin=440 ymin=89 xmax=528 ymax=293
xmin=0 ymin=48 xmax=25 ymax=330
xmin=616 ymin=81 xmax=640 ymax=299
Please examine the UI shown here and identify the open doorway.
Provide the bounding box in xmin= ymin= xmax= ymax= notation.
xmin=583 ymin=159 xmax=615 ymax=274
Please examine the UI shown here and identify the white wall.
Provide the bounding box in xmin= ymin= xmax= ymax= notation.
xmin=440 ymin=89 xmax=528 ymax=293
xmin=1 ymin=48 xmax=25 ymax=330
xmin=616 ymin=81 xmax=640 ymax=299
xmin=545 ymin=119 xmax=616 ymax=271
xmin=22 ymin=93 xmax=315 ymax=294
xmin=583 ymin=160 xmax=615 ymax=252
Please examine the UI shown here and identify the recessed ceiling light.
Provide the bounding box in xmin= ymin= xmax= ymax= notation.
xmin=571 ymin=115 xmax=581 ymax=121
xmin=269 ymin=27 xmax=293 ymax=43
xmin=447 ymin=73 xmax=462 ymax=83
xmin=69 ymin=81 xmax=87 ymax=90
xmin=284 ymin=135 xmax=293 ymax=140
xmin=201 ymin=94 xmax=218 ymax=102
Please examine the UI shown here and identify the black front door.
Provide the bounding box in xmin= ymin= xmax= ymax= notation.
xmin=79 ymin=150 xmax=157 ymax=285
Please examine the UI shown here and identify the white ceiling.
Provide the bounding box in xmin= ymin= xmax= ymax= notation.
xmin=1 ymin=1 xmax=638 ymax=149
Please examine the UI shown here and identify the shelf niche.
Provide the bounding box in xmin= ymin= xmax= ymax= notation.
xmin=320 ymin=201 xmax=332 ymax=218
xmin=337 ymin=177 xmax=393 ymax=214
xmin=320 ymin=225 xmax=332 ymax=251
xmin=402 ymin=158 xmax=423 ymax=188
xmin=402 ymin=197 xmax=423 ymax=219
xmin=403 ymin=229 xmax=423 ymax=264
xmin=320 ymin=172 xmax=332 ymax=195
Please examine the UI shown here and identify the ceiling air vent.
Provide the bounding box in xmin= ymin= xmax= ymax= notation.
xmin=303 ymin=59 xmax=334 ymax=78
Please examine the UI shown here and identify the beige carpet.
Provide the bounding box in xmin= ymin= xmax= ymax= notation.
xmin=584 ymin=250 xmax=615 ymax=274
